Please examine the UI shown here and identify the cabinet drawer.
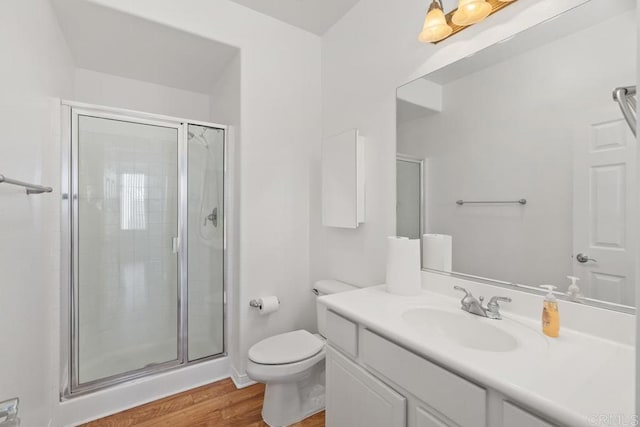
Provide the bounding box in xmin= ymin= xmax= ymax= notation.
xmin=361 ymin=329 xmax=486 ymax=427
xmin=326 ymin=310 xmax=358 ymax=357
xmin=503 ymin=402 xmax=553 ymax=427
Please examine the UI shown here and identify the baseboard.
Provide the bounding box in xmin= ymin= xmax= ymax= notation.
xmin=231 ymin=366 xmax=257 ymax=389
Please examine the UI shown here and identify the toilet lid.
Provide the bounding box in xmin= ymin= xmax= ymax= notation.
xmin=248 ymin=330 xmax=324 ymax=365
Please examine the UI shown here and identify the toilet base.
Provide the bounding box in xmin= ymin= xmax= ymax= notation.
xmin=261 ymin=361 xmax=325 ymax=427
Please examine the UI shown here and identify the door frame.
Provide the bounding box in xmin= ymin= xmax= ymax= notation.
xmin=60 ymin=100 xmax=229 ymax=398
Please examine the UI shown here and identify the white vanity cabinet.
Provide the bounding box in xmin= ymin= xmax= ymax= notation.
xmin=324 ymin=309 xmax=558 ymax=427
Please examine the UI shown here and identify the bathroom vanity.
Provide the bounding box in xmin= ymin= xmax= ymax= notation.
xmin=319 ymin=273 xmax=635 ymax=427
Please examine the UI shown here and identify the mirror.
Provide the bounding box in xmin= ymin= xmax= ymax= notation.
xmin=396 ymin=0 xmax=637 ymax=311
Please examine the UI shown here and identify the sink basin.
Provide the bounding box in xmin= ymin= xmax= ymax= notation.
xmin=402 ymin=307 xmax=519 ymax=352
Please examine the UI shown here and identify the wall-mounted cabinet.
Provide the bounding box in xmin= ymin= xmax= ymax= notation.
xmin=322 ymin=129 xmax=365 ymax=228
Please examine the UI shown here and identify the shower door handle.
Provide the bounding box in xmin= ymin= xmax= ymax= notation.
xmin=205 ymin=207 xmax=218 ymax=227
xmin=172 ymin=237 xmax=180 ymax=254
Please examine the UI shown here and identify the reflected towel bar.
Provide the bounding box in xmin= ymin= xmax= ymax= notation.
xmin=456 ymin=199 xmax=527 ymax=205
xmin=0 ymin=174 xmax=53 ymax=194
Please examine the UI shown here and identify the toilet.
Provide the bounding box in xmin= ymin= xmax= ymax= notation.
xmin=246 ymin=279 xmax=357 ymax=427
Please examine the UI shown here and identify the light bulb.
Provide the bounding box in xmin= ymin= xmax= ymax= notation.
xmin=452 ymin=0 xmax=492 ymax=26
xmin=418 ymin=1 xmax=452 ymax=43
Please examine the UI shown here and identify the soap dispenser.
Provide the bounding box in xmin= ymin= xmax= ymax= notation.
xmin=566 ymin=276 xmax=583 ymax=302
xmin=540 ymin=285 xmax=559 ymax=337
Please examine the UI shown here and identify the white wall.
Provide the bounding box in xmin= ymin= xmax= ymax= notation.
xmin=209 ymin=54 xmax=241 ymax=126
xmin=313 ymin=0 xmax=593 ymax=288
xmin=0 ymin=1 xmax=74 ymax=426
xmin=74 ymin=68 xmax=211 ymax=121
xmin=397 ymin=10 xmax=635 ymax=289
xmin=208 ymin=53 xmax=243 ymax=374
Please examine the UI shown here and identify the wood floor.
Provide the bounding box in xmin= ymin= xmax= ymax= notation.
xmin=80 ymin=379 xmax=325 ymax=427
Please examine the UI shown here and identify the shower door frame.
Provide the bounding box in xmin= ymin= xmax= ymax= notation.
xmin=60 ymin=101 xmax=228 ymax=398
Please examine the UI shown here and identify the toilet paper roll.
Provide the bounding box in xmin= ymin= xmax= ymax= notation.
xmin=422 ymin=234 xmax=452 ymax=272
xmin=258 ymin=296 xmax=280 ymax=315
xmin=386 ymin=236 xmax=422 ymax=296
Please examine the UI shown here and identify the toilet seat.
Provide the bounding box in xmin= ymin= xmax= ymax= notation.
xmin=249 ymin=330 xmax=324 ymax=365
xmin=246 ymin=347 xmax=326 ymax=383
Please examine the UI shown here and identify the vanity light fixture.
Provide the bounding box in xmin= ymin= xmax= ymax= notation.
xmin=419 ymin=0 xmax=519 ymax=44
xmin=418 ymin=0 xmax=452 ymax=43
xmin=452 ymin=0 xmax=492 ymax=26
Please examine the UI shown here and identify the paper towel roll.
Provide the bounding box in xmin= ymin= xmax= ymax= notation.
xmin=386 ymin=236 xmax=421 ymax=296
xmin=258 ymin=296 xmax=280 ymax=315
xmin=422 ymin=234 xmax=452 ymax=272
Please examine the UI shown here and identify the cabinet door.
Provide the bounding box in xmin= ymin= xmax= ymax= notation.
xmin=326 ymin=346 xmax=406 ymax=427
xmin=503 ymin=402 xmax=553 ymax=427
xmin=322 ymin=129 xmax=365 ymax=228
xmin=416 ymin=406 xmax=450 ymax=427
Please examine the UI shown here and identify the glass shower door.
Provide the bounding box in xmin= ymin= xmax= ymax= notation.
xmin=74 ymin=114 xmax=180 ymax=386
xmin=187 ymin=124 xmax=225 ymax=361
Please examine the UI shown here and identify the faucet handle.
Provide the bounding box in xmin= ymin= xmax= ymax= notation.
xmin=486 ymin=296 xmax=512 ymax=319
xmin=453 ymin=285 xmax=471 ymax=297
xmin=488 ymin=296 xmax=512 ymax=305
xmin=454 ymin=286 xmax=474 ymax=310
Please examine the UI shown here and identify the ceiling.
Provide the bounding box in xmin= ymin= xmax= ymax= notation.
xmin=53 ymin=0 xmax=239 ymax=94
xmin=228 ymin=0 xmax=361 ymax=35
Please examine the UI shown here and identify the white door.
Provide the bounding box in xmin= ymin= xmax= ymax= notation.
xmin=573 ymin=104 xmax=636 ymax=306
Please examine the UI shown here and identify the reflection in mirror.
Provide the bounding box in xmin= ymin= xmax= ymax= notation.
xmin=396 ymin=156 xmax=423 ymax=239
xmin=396 ymin=0 xmax=637 ymax=311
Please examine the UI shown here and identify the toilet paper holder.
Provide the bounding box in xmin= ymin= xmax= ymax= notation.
xmin=249 ymin=298 xmax=280 ymax=309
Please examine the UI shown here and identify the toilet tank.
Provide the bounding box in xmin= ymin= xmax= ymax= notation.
xmin=314 ymin=279 xmax=358 ymax=337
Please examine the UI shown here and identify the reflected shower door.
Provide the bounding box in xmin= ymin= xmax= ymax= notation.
xmin=75 ymin=114 xmax=180 ymax=386
xmin=396 ymin=158 xmax=422 ymax=239
xmin=187 ymin=124 xmax=225 ymax=361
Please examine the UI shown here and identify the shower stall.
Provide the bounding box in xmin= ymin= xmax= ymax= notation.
xmin=60 ymin=102 xmax=227 ymax=395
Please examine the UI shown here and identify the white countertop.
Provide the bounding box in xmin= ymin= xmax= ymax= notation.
xmin=319 ymin=285 xmax=635 ymax=427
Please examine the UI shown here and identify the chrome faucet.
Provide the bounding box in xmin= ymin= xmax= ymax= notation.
xmin=454 ymin=286 xmax=512 ymax=320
